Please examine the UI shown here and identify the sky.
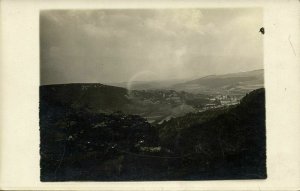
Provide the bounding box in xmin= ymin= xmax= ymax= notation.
xmin=40 ymin=8 xmax=263 ymax=85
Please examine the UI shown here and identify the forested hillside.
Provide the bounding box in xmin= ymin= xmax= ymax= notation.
xmin=40 ymin=83 xmax=212 ymax=124
xmin=40 ymin=88 xmax=266 ymax=181
xmin=40 ymin=83 xmax=130 ymax=113
xmin=156 ymin=88 xmax=266 ymax=179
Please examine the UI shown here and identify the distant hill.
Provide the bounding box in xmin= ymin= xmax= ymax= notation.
xmin=40 ymin=83 xmax=130 ymax=113
xmin=40 ymin=83 xmax=211 ymax=122
xmin=108 ymin=69 xmax=264 ymax=95
xmin=172 ymin=69 xmax=264 ymax=94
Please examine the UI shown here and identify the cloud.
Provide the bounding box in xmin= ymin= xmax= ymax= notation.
xmin=144 ymin=9 xmax=204 ymax=36
xmin=40 ymin=8 xmax=263 ymax=85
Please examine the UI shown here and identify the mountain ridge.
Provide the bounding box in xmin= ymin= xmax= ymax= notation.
xmin=40 ymin=69 xmax=264 ymax=95
xmin=172 ymin=69 xmax=264 ymax=94
xmin=189 ymin=69 xmax=263 ymax=81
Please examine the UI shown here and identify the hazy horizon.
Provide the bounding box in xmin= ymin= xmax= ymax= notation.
xmin=40 ymin=8 xmax=263 ymax=85
xmin=41 ymin=68 xmax=263 ymax=86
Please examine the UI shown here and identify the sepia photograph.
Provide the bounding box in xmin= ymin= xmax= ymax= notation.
xmin=39 ymin=8 xmax=266 ymax=181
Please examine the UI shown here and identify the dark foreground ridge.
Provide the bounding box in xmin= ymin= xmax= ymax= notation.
xmin=40 ymin=85 xmax=266 ymax=181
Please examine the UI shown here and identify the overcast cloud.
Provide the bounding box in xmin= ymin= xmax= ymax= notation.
xmin=40 ymin=8 xmax=263 ymax=85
